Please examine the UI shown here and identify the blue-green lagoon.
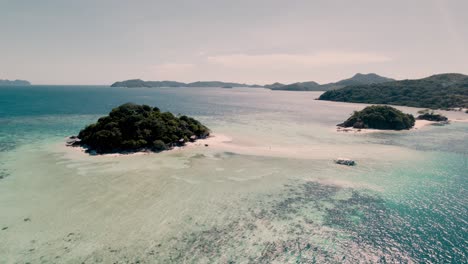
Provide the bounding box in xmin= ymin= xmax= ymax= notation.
xmin=0 ymin=86 xmax=467 ymax=263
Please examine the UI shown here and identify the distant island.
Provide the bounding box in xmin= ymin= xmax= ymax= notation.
xmin=111 ymin=73 xmax=393 ymax=91
xmin=111 ymin=79 xmax=262 ymax=88
xmin=319 ymin=73 xmax=468 ymax=109
xmin=338 ymin=105 xmax=415 ymax=130
xmin=0 ymin=79 xmax=31 ymax=86
xmin=269 ymin=81 xmax=322 ymax=91
xmin=264 ymin=82 xmax=286 ymax=89
xmin=69 ymin=103 xmax=210 ymax=154
xmin=267 ymin=73 xmax=394 ymax=91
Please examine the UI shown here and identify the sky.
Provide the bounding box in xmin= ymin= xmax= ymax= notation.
xmin=1 ymin=0 xmax=467 ymax=85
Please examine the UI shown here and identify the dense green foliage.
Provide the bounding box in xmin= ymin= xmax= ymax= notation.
xmin=319 ymin=73 xmax=468 ymax=109
xmin=77 ymin=103 xmax=210 ymax=154
xmin=338 ymin=105 xmax=415 ymax=130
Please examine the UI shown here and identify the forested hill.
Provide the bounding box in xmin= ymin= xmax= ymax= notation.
xmin=320 ymin=73 xmax=394 ymax=90
xmin=268 ymin=73 xmax=394 ymax=91
xmin=269 ymin=81 xmax=321 ymax=91
xmin=318 ymin=73 xmax=468 ymax=109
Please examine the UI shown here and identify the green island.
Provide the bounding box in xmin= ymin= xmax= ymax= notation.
xmin=319 ymin=73 xmax=468 ymax=109
xmin=338 ymin=105 xmax=415 ymax=130
xmin=70 ymin=103 xmax=210 ymax=154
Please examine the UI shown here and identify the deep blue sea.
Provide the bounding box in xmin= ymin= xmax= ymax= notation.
xmin=0 ymin=85 xmax=467 ymax=263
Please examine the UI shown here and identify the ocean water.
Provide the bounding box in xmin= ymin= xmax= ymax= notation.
xmin=0 ymin=86 xmax=467 ymax=263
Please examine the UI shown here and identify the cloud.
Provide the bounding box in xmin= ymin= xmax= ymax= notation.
xmin=143 ymin=63 xmax=196 ymax=81
xmin=207 ymin=51 xmax=392 ymax=68
xmin=149 ymin=63 xmax=195 ymax=77
xmin=152 ymin=63 xmax=195 ymax=72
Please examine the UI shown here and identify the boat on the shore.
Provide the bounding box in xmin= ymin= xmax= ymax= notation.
xmin=335 ymin=158 xmax=356 ymax=166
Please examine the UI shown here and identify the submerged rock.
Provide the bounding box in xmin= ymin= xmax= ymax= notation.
xmin=65 ymin=136 xmax=81 ymax=146
xmin=431 ymin=121 xmax=450 ymax=126
xmin=178 ymin=138 xmax=186 ymax=146
xmin=335 ymin=158 xmax=356 ymax=166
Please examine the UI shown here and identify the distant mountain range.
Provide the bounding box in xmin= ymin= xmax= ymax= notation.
xmin=111 ymin=73 xmax=393 ymax=90
xmin=111 ymin=79 xmax=262 ymax=88
xmin=267 ymin=73 xmax=395 ymax=91
xmin=269 ymin=81 xmax=322 ymax=91
xmin=263 ymin=82 xmax=286 ymax=89
xmin=0 ymin=79 xmax=31 ymax=86
xmin=318 ymin=73 xmax=468 ymax=109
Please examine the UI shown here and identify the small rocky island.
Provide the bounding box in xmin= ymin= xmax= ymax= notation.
xmin=416 ymin=111 xmax=448 ymax=122
xmin=338 ymin=105 xmax=415 ymax=130
xmin=0 ymin=79 xmax=31 ymax=86
xmin=69 ymin=103 xmax=210 ymax=154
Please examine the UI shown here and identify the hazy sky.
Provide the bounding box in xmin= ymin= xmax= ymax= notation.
xmin=1 ymin=0 xmax=467 ymax=85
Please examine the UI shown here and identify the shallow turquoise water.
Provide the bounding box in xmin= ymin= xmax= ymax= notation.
xmin=0 ymin=86 xmax=467 ymax=263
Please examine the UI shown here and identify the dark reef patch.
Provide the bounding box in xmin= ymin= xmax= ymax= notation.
xmin=147 ymin=182 xmax=415 ymax=263
xmin=147 ymin=180 xmax=466 ymax=263
xmin=12 ymin=180 xmax=466 ymax=263
xmin=0 ymin=167 xmax=9 ymax=180
xmin=0 ymin=140 xmax=16 ymax=153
